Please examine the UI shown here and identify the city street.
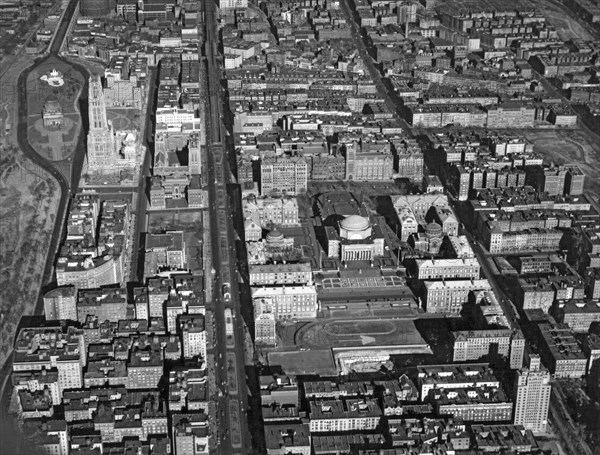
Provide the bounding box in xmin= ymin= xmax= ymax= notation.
xmin=339 ymin=0 xmax=413 ymax=133
xmin=201 ymin=0 xmax=251 ymax=452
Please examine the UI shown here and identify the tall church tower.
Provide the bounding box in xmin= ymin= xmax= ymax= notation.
xmin=87 ymin=75 xmax=115 ymax=170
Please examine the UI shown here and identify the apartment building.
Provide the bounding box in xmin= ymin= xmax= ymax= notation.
xmin=252 ymin=285 xmax=318 ymax=321
xmin=555 ymin=299 xmax=600 ymax=333
xmin=453 ymin=329 xmax=525 ymax=369
xmin=309 ymin=398 xmax=382 ymax=432
xmin=242 ymin=196 xmax=299 ymax=226
xmin=416 ymin=258 xmax=480 ymax=280
xmin=265 ymin=423 xmax=310 ymax=455
xmin=43 ymin=286 xmax=77 ymax=321
xmin=260 ymin=157 xmax=308 ymax=196
xmin=249 ymin=263 xmax=313 ymax=286
xmin=432 ymin=386 xmax=513 ymax=422
xmin=423 ymin=279 xmax=491 ymax=315
xmin=76 ymin=287 xmax=128 ymax=323
xmin=514 ymin=355 xmax=551 ymax=433
xmin=536 ymin=322 xmax=587 ymax=378
xmin=179 ymin=314 xmax=206 ymax=359
xmin=417 ymin=364 xmax=500 ymax=399
xmin=12 ymin=327 xmax=85 ymax=393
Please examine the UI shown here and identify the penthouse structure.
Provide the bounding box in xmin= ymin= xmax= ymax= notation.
xmin=453 ymin=329 xmax=525 ymax=369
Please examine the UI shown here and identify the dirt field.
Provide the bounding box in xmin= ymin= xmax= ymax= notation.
xmin=536 ymin=0 xmax=594 ymax=40
xmin=435 ymin=0 xmax=535 ymax=14
xmin=147 ymin=211 xmax=203 ymax=233
xmin=0 ymin=145 xmax=60 ymax=367
xmin=508 ymin=129 xmax=600 ymax=197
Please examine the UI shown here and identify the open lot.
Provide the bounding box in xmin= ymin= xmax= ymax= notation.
xmin=542 ymin=5 xmax=594 ymax=40
xmin=147 ymin=210 xmax=203 ymax=233
xmin=267 ymin=350 xmax=337 ymax=376
xmin=435 ymin=0 xmax=535 ymax=13
xmin=505 ymin=129 xmax=600 ymax=197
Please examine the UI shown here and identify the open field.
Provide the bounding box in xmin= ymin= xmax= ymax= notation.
xmin=147 ymin=210 xmax=203 ymax=233
xmin=541 ymin=4 xmax=594 ymax=40
xmin=435 ymin=0 xmax=535 ymax=13
xmin=0 ymin=146 xmax=60 ymax=367
xmin=504 ymin=129 xmax=600 ymax=197
xmin=267 ymin=350 xmax=337 ymax=375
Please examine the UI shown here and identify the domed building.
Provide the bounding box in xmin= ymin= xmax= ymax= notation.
xmin=264 ymin=228 xmax=294 ymax=252
xmin=266 ymin=228 xmax=285 ymax=244
xmin=410 ymin=221 xmax=444 ymax=255
xmin=324 ymin=214 xmax=385 ymax=262
xmin=42 ymin=96 xmax=64 ymax=128
xmin=339 ymin=215 xmax=371 ymax=240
